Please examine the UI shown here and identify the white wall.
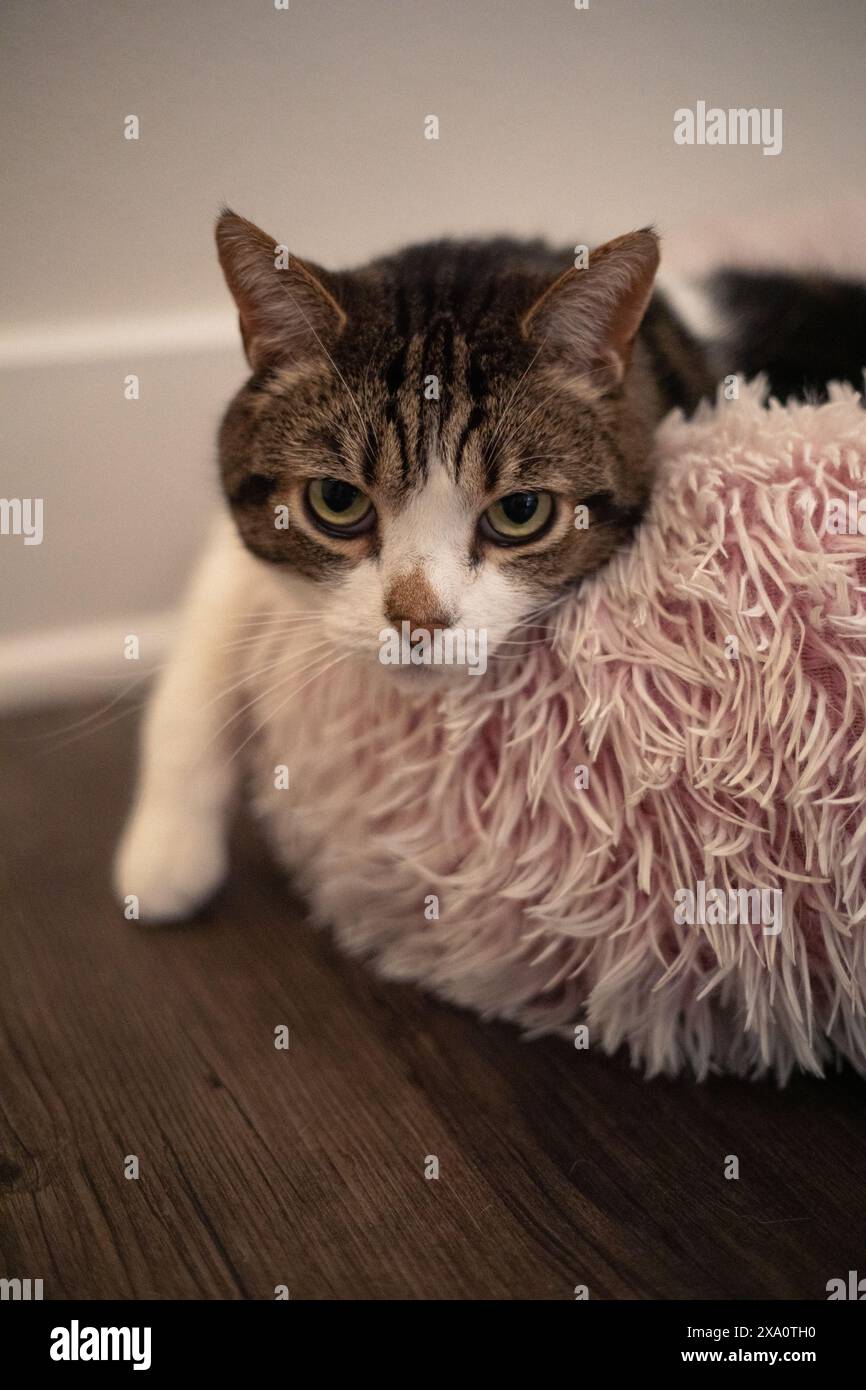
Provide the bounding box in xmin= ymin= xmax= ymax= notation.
xmin=2 ymin=0 xmax=865 ymax=702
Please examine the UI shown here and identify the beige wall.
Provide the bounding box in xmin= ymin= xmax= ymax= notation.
xmin=1 ymin=0 xmax=865 ymax=680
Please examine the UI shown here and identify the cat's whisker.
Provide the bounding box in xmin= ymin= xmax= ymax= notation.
xmin=25 ymin=672 xmax=155 ymax=743
xmin=228 ymin=650 xmax=354 ymax=766
xmin=219 ymin=614 xmax=329 ymax=640
xmin=221 ymin=635 xmax=307 ymax=656
xmin=224 ymin=611 xmax=330 ymax=628
xmin=359 ymin=331 xmax=385 ymax=412
xmin=229 ymin=614 xmax=330 ymax=625
xmin=33 ymin=630 xmax=335 ymax=758
xmin=200 ymin=638 xmax=334 ymax=714
xmin=506 ymin=453 xmax=582 ymax=468
xmin=201 ymin=641 xmax=340 ymax=758
xmin=525 ymin=593 xmax=569 ymax=622
xmin=507 ymin=380 xmax=569 ymax=441
xmin=494 ymin=637 xmax=556 ymax=647
xmin=33 ymin=695 xmax=153 ymax=758
xmin=224 ymin=615 xmax=323 ymax=631
xmin=482 ymin=338 xmax=547 ymax=464
xmin=279 ymin=283 xmax=379 ymax=473
xmin=220 ymin=621 xmax=327 ymax=654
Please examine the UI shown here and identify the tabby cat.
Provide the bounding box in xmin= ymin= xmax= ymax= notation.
xmin=115 ymin=209 xmax=862 ymax=925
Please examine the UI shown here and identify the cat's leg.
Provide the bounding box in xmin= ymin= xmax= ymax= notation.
xmin=114 ymin=521 xmax=252 ymax=921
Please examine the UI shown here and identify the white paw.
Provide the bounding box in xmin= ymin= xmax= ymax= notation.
xmin=113 ymin=803 xmax=228 ymax=922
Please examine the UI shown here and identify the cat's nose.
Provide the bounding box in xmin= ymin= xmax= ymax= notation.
xmin=384 ymin=569 xmax=455 ymax=633
xmin=384 ymin=606 xmax=454 ymax=635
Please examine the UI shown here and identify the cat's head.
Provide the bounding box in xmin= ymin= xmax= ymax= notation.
xmin=216 ymin=210 xmax=661 ymax=684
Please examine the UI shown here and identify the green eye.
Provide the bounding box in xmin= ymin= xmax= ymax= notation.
xmin=483 ymin=491 xmax=554 ymax=542
xmin=307 ymin=478 xmax=374 ymax=533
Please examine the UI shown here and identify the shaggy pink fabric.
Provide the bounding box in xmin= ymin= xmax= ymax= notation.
xmin=255 ymin=381 xmax=866 ymax=1081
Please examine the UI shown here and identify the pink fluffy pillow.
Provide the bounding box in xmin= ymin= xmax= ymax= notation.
xmin=555 ymin=380 xmax=866 ymax=1078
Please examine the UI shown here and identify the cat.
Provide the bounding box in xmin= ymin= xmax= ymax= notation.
xmin=114 ymin=208 xmax=864 ymax=986
xmin=115 ymin=210 xmax=702 ymax=914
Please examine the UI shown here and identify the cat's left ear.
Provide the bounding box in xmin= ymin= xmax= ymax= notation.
xmin=215 ymin=208 xmax=346 ymax=370
xmin=521 ymin=228 xmax=660 ymax=391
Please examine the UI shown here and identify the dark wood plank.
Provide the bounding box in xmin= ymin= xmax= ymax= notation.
xmin=1 ymin=700 xmax=864 ymax=1300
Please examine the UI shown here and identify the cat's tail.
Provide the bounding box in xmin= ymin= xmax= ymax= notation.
xmin=706 ymin=268 xmax=866 ymax=402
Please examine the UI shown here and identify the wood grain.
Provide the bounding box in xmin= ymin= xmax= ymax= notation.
xmin=1 ymin=701 xmax=864 ymax=1300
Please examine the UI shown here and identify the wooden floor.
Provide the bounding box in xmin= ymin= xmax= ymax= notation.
xmin=1 ymin=701 xmax=865 ymax=1301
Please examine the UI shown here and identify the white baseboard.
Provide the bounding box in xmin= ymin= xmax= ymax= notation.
xmin=0 ymin=611 xmax=177 ymax=713
xmin=0 ymin=309 xmax=238 ymax=371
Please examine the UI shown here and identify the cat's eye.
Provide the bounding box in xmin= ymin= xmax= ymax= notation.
xmin=306 ymin=478 xmax=374 ymax=535
xmin=482 ymin=490 xmax=554 ymax=543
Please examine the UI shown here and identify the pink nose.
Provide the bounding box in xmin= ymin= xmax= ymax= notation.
xmin=385 ymin=606 xmax=453 ymax=634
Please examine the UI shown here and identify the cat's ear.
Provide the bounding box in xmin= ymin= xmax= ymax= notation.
xmin=521 ymin=228 xmax=660 ymax=390
xmin=215 ymin=208 xmax=346 ymax=370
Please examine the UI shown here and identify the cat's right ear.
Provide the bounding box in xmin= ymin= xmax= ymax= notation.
xmin=521 ymin=228 xmax=660 ymax=392
xmin=215 ymin=208 xmax=346 ymax=370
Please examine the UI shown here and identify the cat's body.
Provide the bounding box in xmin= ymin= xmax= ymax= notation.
xmin=115 ymin=212 xmax=866 ymax=1070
